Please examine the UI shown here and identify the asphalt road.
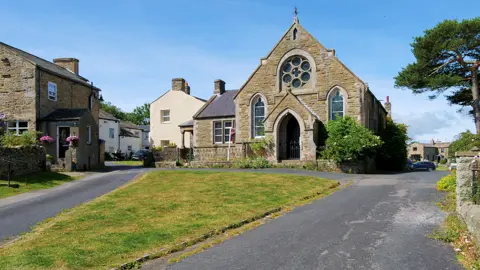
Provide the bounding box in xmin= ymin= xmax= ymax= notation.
xmin=0 ymin=166 xmax=146 ymax=241
xmin=162 ymin=171 xmax=461 ymax=270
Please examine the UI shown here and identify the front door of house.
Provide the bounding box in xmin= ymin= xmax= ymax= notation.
xmin=58 ymin=127 xmax=70 ymax=159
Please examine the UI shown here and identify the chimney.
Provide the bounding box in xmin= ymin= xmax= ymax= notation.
xmin=384 ymin=96 xmax=392 ymax=116
xmin=172 ymin=78 xmax=186 ymax=92
xmin=185 ymin=82 xmax=191 ymax=95
xmin=214 ymin=79 xmax=225 ymax=95
xmin=53 ymin=58 xmax=79 ymax=74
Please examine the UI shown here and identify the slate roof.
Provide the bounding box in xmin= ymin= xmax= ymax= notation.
xmin=120 ymin=128 xmax=139 ymax=138
xmin=120 ymin=120 xmax=141 ymax=130
xmin=195 ymin=90 xmax=238 ymax=119
xmin=179 ymin=120 xmax=194 ymax=127
xmin=137 ymin=125 xmax=150 ymax=132
xmin=99 ymin=110 xmax=119 ymax=121
xmin=41 ymin=109 xmax=89 ymax=121
xmin=0 ymin=42 xmax=100 ymax=90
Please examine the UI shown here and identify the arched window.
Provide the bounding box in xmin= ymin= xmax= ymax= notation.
xmin=330 ymin=90 xmax=344 ymax=120
xmin=252 ymin=97 xmax=265 ymax=137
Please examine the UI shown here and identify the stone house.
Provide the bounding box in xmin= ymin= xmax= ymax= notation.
xmin=191 ymin=16 xmax=389 ymax=163
xmin=150 ymin=78 xmax=206 ymax=148
xmin=99 ymin=109 xmax=120 ymax=153
xmin=408 ymin=140 xmax=450 ymax=162
xmin=0 ymin=42 xmax=101 ymax=169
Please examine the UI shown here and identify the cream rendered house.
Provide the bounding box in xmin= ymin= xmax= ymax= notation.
xmin=150 ymin=78 xmax=206 ymax=148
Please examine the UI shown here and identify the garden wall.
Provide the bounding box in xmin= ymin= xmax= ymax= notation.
xmin=0 ymin=146 xmax=46 ymax=177
xmin=154 ymin=147 xmax=179 ymax=162
xmin=456 ymin=154 xmax=480 ymax=243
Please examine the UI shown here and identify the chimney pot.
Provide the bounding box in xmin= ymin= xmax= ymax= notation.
xmin=53 ymin=58 xmax=79 ymax=74
xmin=214 ymin=79 xmax=225 ymax=95
xmin=172 ymin=78 xmax=186 ymax=92
xmin=185 ymin=81 xmax=191 ymax=95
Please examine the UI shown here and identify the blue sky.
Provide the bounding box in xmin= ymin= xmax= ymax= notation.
xmin=1 ymin=0 xmax=477 ymax=142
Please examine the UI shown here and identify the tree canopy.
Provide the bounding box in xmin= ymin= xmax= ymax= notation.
xmin=101 ymin=101 xmax=150 ymax=125
xmin=376 ymin=117 xmax=409 ymax=171
xmin=395 ymin=17 xmax=480 ymax=132
xmin=449 ymin=130 xmax=480 ymax=158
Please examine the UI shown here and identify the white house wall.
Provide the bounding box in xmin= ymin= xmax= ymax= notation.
xmin=99 ymin=118 xmax=119 ymax=153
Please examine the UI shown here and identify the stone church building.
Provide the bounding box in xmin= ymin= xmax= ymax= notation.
xmin=191 ymin=16 xmax=390 ymax=163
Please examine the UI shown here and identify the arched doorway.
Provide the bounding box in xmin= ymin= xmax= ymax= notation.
xmin=278 ymin=113 xmax=300 ymax=160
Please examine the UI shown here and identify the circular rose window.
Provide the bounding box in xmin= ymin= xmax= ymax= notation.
xmin=281 ymin=56 xmax=311 ymax=88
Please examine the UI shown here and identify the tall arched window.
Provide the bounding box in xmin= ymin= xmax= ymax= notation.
xmin=252 ymin=97 xmax=265 ymax=137
xmin=330 ymin=90 xmax=344 ymax=120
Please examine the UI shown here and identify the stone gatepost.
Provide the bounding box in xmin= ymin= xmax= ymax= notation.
xmin=456 ymin=147 xmax=480 ymax=209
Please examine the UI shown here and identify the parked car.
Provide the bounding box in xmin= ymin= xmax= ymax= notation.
xmin=412 ymin=161 xmax=436 ymax=171
xmin=132 ymin=149 xmax=150 ymax=161
xmin=407 ymin=159 xmax=414 ymax=170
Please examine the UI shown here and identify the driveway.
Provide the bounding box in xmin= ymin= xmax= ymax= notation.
xmin=0 ymin=165 xmax=147 ymax=241
xmin=141 ymin=170 xmax=461 ymax=270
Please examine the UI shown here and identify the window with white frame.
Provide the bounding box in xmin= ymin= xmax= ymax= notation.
xmin=213 ymin=120 xmax=235 ymax=144
xmin=252 ymin=96 xmax=265 ymax=138
xmin=109 ymin=128 xmax=115 ymax=139
xmin=330 ymin=89 xmax=344 ymax=120
xmin=127 ymin=145 xmax=132 ymax=151
xmin=224 ymin=120 xmax=234 ymax=143
xmin=87 ymin=126 xmax=92 ymax=144
xmin=213 ymin=121 xmax=222 ymax=143
xmin=7 ymin=121 xmax=28 ymax=135
xmin=48 ymin=82 xmax=57 ymax=101
xmin=161 ymin=110 xmax=170 ymax=123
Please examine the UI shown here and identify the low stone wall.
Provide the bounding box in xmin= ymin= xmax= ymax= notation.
xmin=0 ymin=146 xmax=46 ymax=177
xmin=317 ymin=160 xmax=338 ymax=172
xmin=193 ymin=145 xmax=244 ymax=162
xmin=154 ymin=147 xmax=178 ymax=162
xmin=456 ymin=155 xmax=480 ymax=243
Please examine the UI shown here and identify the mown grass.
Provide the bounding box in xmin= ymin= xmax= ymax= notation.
xmin=0 ymin=171 xmax=339 ymax=269
xmin=432 ymin=170 xmax=480 ymax=268
xmin=110 ymin=160 xmax=143 ymax=166
xmin=436 ymin=164 xmax=450 ymax=171
xmin=0 ymin=172 xmax=77 ymax=199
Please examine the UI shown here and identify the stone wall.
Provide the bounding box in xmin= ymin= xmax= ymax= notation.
xmin=154 ymin=147 xmax=179 ymax=162
xmin=0 ymin=146 xmax=46 ymax=177
xmin=193 ymin=145 xmax=244 ymax=162
xmin=0 ymin=44 xmax=37 ymax=131
xmin=456 ymin=154 xmax=480 ymax=244
xmin=38 ymin=70 xmax=100 ymax=122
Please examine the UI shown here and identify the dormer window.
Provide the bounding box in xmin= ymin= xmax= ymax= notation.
xmin=281 ymin=55 xmax=311 ymax=89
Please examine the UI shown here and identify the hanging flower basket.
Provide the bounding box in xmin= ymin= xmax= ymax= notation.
xmin=40 ymin=135 xmax=55 ymax=144
xmin=66 ymin=135 xmax=79 ymax=147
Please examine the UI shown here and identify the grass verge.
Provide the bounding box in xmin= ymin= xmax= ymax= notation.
xmin=109 ymin=160 xmax=143 ymax=166
xmin=0 ymin=172 xmax=78 ymax=199
xmin=0 ymin=171 xmax=340 ymax=269
xmin=432 ymin=171 xmax=480 ymax=268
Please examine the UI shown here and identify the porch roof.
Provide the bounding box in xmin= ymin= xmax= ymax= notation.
xmin=41 ymin=108 xmax=89 ymax=121
xmin=179 ymin=119 xmax=194 ymax=127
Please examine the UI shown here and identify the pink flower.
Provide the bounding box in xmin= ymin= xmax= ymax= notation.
xmin=40 ymin=135 xmax=55 ymax=143
xmin=66 ymin=136 xmax=79 ymax=143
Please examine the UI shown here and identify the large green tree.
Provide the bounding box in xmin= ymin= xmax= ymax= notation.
xmin=395 ymin=17 xmax=480 ymax=132
xmin=128 ymin=103 xmax=150 ymax=125
xmin=101 ymin=101 xmax=150 ymax=125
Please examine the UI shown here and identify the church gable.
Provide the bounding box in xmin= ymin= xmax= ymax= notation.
xmin=235 ymin=18 xmax=365 ymax=142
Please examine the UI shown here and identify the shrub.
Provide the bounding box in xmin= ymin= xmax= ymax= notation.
xmin=46 ymin=154 xmax=53 ymax=161
xmin=153 ymin=146 xmax=163 ymax=152
xmin=249 ymin=136 xmax=274 ymax=157
xmin=376 ymin=117 xmax=409 ymax=171
xmin=143 ymin=151 xmax=155 ymax=167
xmin=0 ymin=131 xmax=39 ymax=147
xmin=321 ymin=116 xmax=383 ymax=163
xmin=440 ymin=159 xmax=447 ymax=165
xmin=233 ymin=157 xmax=270 ymax=169
xmin=449 ymin=131 xmax=480 ymax=158
xmin=168 ymin=142 xmax=177 ymax=148
xmin=437 ymin=170 xmax=456 ymax=192
xmin=104 ymin=152 xmax=113 ymax=161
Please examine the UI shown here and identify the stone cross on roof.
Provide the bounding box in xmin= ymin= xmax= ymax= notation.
xmin=293 ymin=7 xmax=299 ymax=24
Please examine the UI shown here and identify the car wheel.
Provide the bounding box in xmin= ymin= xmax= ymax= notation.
xmin=428 ymin=168 xmax=433 ymax=172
